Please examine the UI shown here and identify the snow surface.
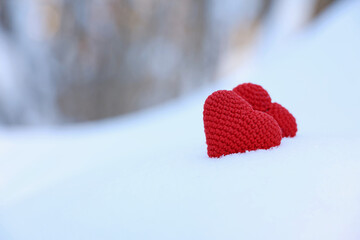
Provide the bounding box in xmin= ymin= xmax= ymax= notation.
xmin=1 ymin=1 xmax=360 ymax=239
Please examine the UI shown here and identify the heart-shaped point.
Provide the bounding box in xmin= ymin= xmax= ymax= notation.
xmin=233 ymin=83 xmax=298 ymax=138
xmin=203 ymin=90 xmax=282 ymax=158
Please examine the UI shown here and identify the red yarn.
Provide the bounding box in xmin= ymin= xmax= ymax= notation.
xmin=233 ymin=83 xmax=272 ymax=112
xmin=267 ymin=102 xmax=297 ymax=137
xmin=233 ymin=83 xmax=297 ymax=138
xmin=203 ymin=90 xmax=282 ymax=158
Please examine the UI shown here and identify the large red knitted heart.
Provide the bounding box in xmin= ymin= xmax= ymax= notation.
xmin=233 ymin=83 xmax=297 ymax=138
xmin=203 ymin=90 xmax=282 ymax=158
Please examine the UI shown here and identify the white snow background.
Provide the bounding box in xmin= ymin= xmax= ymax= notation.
xmin=1 ymin=1 xmax=360 ymax=239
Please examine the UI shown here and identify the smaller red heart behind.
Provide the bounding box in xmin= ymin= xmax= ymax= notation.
xmin=267 ymin=102 xmax=297 ymax=137
xmin=233 ymin=83 xmax=298 ymax=138
xmin=203 ymin=90 xmax=282 ymax=158
xmin=233 ymin=83 xmax=272 ymax=112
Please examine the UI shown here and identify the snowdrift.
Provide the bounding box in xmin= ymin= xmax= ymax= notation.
xmin=1 ymin=1 xmax=360 ymax=239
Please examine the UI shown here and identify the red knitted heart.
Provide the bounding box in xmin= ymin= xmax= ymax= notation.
xmin=267 ymin=102 xmax=297 ymax=137
xmin=203 ymin=90 xmax=282 ymax=158
xmin=233 ymin=83 xmax=297 ymax=138
xmin=233 ymin=83 xmax=271 ymax=112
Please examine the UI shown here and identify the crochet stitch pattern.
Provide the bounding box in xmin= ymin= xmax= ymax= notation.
xmin=203 ymin=90 xmax=282 ymax=158
xmin=233 ymin=83 xmax=297 ymax=138
xmin=233 ymin=83 xmax=271 ymax=112
xmin=267 ymin=102 xmax=297 ymax=137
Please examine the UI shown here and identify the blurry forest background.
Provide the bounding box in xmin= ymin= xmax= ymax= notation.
xmin=0 ymin=0 xmax=337 ymax=125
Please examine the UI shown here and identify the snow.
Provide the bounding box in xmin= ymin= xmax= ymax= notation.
xmin=1 ymin=0 xmax=360 ymax=239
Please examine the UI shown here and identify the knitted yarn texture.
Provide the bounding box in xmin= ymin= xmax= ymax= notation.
xmin=233 ymin=83 xmax=297 ymax=138
xmin=203 ymin=90 xmax=282 ymax=158
xmin=267 ymin=102 xmax=297 ymax=137
xmin=233 ymin=83 xmax=271 ymax=112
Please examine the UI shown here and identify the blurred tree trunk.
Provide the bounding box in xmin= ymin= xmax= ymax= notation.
xmin=312 ymin=0 xmax=338 ymax=18
xmin=0 ymin=0 xmax=11 ymax=33
xmin=54 ymin=0 xmax=218 ymax=122
xmin=0 ymin=0 xmax=221 ymax=124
